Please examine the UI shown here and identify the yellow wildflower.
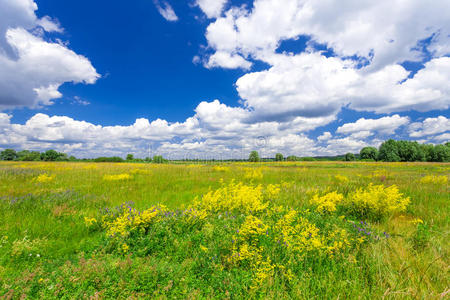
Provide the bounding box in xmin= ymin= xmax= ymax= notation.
xmin=420 ymin=175 xmax=448 ymax=185
xmin=311 ymin=191 xmax=344 ymax=214
xmin=103 ymin=173 xmax=131 ymax=181
xmin=34 ymin=173 xmax=54 ymax=183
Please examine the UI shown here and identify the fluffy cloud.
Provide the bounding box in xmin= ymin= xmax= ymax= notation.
xmin=196 ymin=0 xmax=228 ymax=19
xmin=153 ymin=0 xmax=178 ymax=22
xmin=206 ymin=51 xmax=252 ymax=69
xmin=336 ymin=115 xmax=410 ymax=136
xmin=317 ymin=132 xmax=332 ymax=142
xmin=201 ymin=0 xmax=450 ymax=120
xmin=408 ymin=116 xmax=450 ymax=138
xmin=204 ymin=0 xmax=450 ymax=68
xmin=0 ymin=0 xmax=99 ymax=109
xmin=236 ymin=53 xmax=357 ymax=121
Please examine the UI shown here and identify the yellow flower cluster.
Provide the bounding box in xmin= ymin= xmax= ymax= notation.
xmin=239 ymin=215 xmax=267 ymax=238
xmin=311 ymin=191 xmax=344 ymax=214
xmin=103 ymin=173 xmax=131 ymax=181
xmin=34 ymin=173 xmax=54 ymax=183
xmin=275 ymin=210 xmax=324 ymax=252
xmin=244 ymin=169 xmax=263 ymax=180
xmin=411 ymin=218 xmax=424 ymax=225
xmin=84 ymin=217 xmax=97 ymax=227
xmin=130 ymin=168 xmax=151 ymax=175
xmin=193 ymin=181 xmax=268 ymax=214
xmin=334 ymin=175 xmax=349 ymax=183
xmin=213 ymin=165 xmax=230 ymax=172
xmin=265 ymin=184 xmax=281 ymax=199
xmin=82 ymin=165 xmax=98 ymax=170
xmin=104 ymin=205 xmax=167 ymax=238
xmin=186 ymin=164 xmax=204 ymax=168
xmin=420 ymin=175 xmax=448 ymax=185
xmin=347 ymin=183 xmax=410 ymax=219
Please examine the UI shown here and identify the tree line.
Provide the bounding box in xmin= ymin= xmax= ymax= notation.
xmin=0 ymin=149 xmax=168 ymax=163
xmin=1 ymin=140 xmax=449 ymax=163
xmin=248 ymin=140 xmax=450 ymax=162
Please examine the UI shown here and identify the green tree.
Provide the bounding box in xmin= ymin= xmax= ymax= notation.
xmin=275 ymin=153 xmax=284 ymax=161
xmin=20 ymin=151 xmax=41 ymax=161
xmin=126 ymin=154 xmax=134 ymax=161
xmin=359 ymin=147 xmax=378 ymax=160
xmin=153 ymin=155 xmax=165 ymax=164
xmin=248 ymin=151 xmax=260 ymax=162
xmin=420 ymin=144 xmax=435 ymax=162
xmin=344 ymin=153 xmax=355 ymax=161
xmin=434 ymin=144 xmax=450 ymax=162
xmin=0 ymin=149 xmax=17 ymax=161
xmin=41 ymin=150 xmax=61 ymax=161
xmin=397 ymin=141 xmax=424 ymax=162
xmin=378 ymin=139 xmax=400 ymax=162
xmin=286 ymin=155 xmax=299 ymax=161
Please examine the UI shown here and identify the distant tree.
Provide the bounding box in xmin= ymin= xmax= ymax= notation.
xmin=16 ymin=150 xmax=30 ymax=160
xmin=126 ymin=154 xmax=134 ymax=161
xmin=144 ymin=157 xmax=152 ymax=162
xmin=17 ymin=150 xmax=41 ymax=161
xmin=94 ymin=156 xmax=124 ymax=162
xmin=41 ymin=150 xmax=62 ymax=161
xmin=378 ymin=139 xmax=400 ymax=162
xmin=248 ymin=151 xmax=260 ymax=162
xmin=360 ymin=147 xmax=378 ymax=160
xmin=275 ymin=153 xmax=284 ymax=161
xmin=69 ymin=156 xmax=77 ymax=161
xmin=286 ymin=155 xmax=299 ymax=161
xmin=344 ymin=153 xmax=356 ymax=161
xmin=300 ymin=157 xmax=316 ymax=161
xmin=0 ymin=149 xmax=17 ymax=161
xmin=153 ymin=155 xmax=165 ymax=164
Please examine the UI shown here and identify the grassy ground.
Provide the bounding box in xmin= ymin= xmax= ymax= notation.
xmin=0 ymin=161 xmax=448 ymax=299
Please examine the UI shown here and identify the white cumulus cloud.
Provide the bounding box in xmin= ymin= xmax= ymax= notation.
xmin=196 ymin=0 xmax=228 ymax=19
xmin=0 ymin=0 xmax=99 ymax=109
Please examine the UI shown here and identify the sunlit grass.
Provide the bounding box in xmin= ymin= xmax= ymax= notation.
xmin=0 ymin=161 xmax=448 ymax=298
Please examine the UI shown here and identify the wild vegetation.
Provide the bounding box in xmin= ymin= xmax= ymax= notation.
xmin=0 ymin=160 xmax=448 ymax=298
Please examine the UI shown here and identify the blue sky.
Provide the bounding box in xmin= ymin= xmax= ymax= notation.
xmin=0 ymin=0 xmax=449 ymax=158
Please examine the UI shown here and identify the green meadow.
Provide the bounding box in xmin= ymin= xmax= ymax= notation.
xmin=0 ymin=161 xmax=448 ymax=299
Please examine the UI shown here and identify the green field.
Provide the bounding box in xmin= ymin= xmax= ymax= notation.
xmin=0 ymin=161 xmax=448 ymax=299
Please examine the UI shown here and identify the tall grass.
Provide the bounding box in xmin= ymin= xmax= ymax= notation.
xmin=0 ymin=161 xmax=448 ymax=298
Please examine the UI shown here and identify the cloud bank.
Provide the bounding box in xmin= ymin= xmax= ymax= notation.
xmin=0 ymin=0 xmax=449 ymax=157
